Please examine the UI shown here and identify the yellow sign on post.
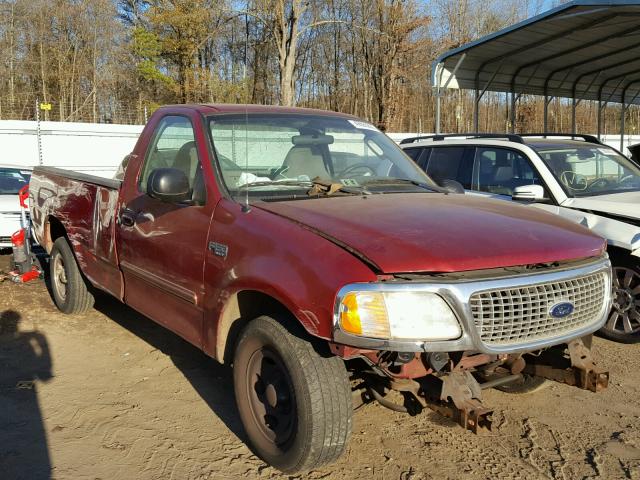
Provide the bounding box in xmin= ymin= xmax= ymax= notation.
xmin=40 ymin=103 xmax=52 ymax=111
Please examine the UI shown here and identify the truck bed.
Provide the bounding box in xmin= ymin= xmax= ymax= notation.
xmin=33 ymin=166 xmax=122 ymax=190
xmin=30 ymin=166 xmax=123 ymax=298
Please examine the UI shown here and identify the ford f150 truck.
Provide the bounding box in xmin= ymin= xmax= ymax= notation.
xmin=29 ymin=105 xmax=612 ymax=473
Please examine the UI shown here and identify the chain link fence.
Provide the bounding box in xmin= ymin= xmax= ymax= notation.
xmin=0 ymin=94 xmax=149 ymax=125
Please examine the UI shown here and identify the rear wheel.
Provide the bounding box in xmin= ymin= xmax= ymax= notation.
xmin=50 ymin=237 xmax=94 ymax=314
xmin=600 ymin=256 xmax=640 ymax=344
xmin=233 ymin=316 xmax=352 ymax=473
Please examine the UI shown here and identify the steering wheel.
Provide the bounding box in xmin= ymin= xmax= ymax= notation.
xmin=587 ymin=177 xmax=610 ymax=190
xmin=271 ymin=165 xmax=290 ymax=179
xmin=560 ymin=171 xmax=587 ymax=191
xmin=340 ymin=163 xmax=377 ymax=177
xmin=620 ymin=174 xmax=636 ymax=184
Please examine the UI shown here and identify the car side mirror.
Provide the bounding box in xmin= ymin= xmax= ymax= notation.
xmin=147 ymin=168 xmax=190 ymax=203
xmin=512 ymin=184 xmax=545 ymax=202
xmin=438 ymin=178 xmax=465 ymax=194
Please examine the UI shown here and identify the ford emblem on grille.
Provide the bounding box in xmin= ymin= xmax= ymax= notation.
xmin=549 ymin=301 xmax=574 ymax=318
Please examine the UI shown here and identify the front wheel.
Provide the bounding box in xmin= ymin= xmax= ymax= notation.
xmin=600 ymin=256 xmax=640 ymax=344
xmin=233 ymin=316 xmax=352 ymax=473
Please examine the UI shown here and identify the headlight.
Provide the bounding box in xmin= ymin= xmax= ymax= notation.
xmin=337 ymin=290 xmax=461 ymax=341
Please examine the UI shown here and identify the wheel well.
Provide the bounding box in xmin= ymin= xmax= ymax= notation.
xmin=44 ymin=216 xmax=66 ymax=253
xmin=215 ymin=290 xmax=294 ymax=364
xmin=607 ymin=244 xmax=632 ymax=264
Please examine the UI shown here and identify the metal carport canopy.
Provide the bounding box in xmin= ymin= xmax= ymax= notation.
xmin=433 ymin=0 xmax=640 ymax=140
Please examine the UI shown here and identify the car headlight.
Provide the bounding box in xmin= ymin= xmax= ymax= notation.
xmin=336 ymin=290 xmax=461 ymax=341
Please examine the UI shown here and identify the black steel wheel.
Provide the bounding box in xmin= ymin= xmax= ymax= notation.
xmin=600 ymin=257 xmax=640 ymax=344
xmin=233 ymin=316 xmax=352 ymax=473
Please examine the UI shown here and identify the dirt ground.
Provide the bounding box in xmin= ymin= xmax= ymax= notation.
xmin=0 ymin=253 xmax=639 ymax=480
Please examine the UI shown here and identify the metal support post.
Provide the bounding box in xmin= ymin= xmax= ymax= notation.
xmin=543 ymin=96 xmax=554 ymax=132
xmin=36 ymin=98 xmax=43 ymax=166
xmin=544 ymin=96 xmax=549 ymax=132
xmin=621 ymin=99 xmax=626 ymax=152
xmin=597 ymin=99 xmax=603 ymax=139
xmin=434 ymin=54 xmax=466 ymax=135
xmin=473 ymin=86 xmax=480 ymax=133
xmin=510 ymin=91 xmax=516 ymax=133
xmin=435 ymin=88 xmax=441 ymax=135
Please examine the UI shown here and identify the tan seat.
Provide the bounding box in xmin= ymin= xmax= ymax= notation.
xmin=174 ymin=141 xmax=198 ymax=187
xmin=282 ymin=145 xmax=329 ymax=179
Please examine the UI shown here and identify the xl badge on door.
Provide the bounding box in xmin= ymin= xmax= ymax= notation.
xmin=208 ymin=242 xmax=228 ymax=258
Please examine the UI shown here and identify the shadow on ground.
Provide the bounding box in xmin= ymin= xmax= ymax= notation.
xmin=0 ymin=309 xmax=52 ymax=480
xmin=92 ymin=293 xmax=248 ymax=444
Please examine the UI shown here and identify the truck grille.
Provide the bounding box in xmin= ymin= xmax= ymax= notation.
xmin=469 ymin=271 xmax=608 ymax=346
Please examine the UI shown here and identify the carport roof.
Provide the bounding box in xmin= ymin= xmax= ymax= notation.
xmin=433 ymin=1 xmax=640 ymax=105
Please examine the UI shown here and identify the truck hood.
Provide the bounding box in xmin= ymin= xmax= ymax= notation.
xmin=256 ymin=193 xmax=605 ymax=274
xmin=563 ymin=191 xmax=640 ymax=220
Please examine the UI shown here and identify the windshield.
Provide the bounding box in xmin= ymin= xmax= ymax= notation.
xmin=534 ymin=144 xmax=640 ymax=197
xmin=0 ymin=168 xmax=30 ymax=195
xmin=208 ymin=114 xmax=435 ymax=200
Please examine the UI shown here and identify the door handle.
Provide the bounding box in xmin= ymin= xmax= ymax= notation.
xmin=119 ymin=209 xmax=136 ymax=227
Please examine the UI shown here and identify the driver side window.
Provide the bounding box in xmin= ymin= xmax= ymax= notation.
xmin=473 ymin=147 xmax=543 ymax=196
xmin=139 ymin=116 xmax=200 ymax=195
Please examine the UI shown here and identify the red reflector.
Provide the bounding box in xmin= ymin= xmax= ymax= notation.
xmin=18 ymin=185 xmax=29 ymax=209
xmin=11 ymin=229 xmax=25 ymax=247
xmin=20 ymin=269 xmax=40 ymax=283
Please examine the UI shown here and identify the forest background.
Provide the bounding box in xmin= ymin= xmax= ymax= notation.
xmin=3 ymin=0 xmax=633 ymax=136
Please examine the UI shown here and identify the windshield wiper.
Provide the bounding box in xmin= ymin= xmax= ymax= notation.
xmin=240 ymin=180 xmax=314 ymax=189
xmin=362 ymin=178 xmax=436 ymax=191
xmin=239 ymin=179 xmax=370 ymax=196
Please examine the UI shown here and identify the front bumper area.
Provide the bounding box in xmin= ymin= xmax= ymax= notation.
xmin=334 ymin=256 xmax=612 ymax=354
xmin=353 ymin=336 xmax=608 ymax=434
xmin=0 ymin=212 xmax=26 ymax=248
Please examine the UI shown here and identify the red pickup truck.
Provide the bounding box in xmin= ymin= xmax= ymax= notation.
xmin=29 ymin=104 xmax=612 ymax=473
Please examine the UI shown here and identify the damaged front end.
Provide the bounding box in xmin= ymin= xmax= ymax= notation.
xmin=332 ymin=256 xmax=612 ymax=433
xmin=345 ymin=336 xmax=608 ymax=433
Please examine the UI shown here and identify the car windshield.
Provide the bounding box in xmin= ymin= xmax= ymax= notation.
xmin=0 ymin=168 xmax=30 ymax=195
xmin=533 ymin=144 xmax=640 ymax=197
xmin=208 ymin=113 xmax=435 ymax=200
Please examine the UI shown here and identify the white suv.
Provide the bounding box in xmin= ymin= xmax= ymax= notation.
xmin=401 ymin=133 xmax=640 ymax=343
xmin=0 ymin=165 xmax=31 ymax=249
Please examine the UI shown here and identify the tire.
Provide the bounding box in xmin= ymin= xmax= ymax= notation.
xmin=495 ymin=374 xmax=549 ymax=394
xmin=49 ymin=237 xmax=94 ymax=314
xmin=233 ymin=316 xmax=352 ymax=473
xmin=599 ymin=255 xmax=640 ymax=344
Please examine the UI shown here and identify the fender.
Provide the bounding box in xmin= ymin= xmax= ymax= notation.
xmin=201 ymin=198 xmax=377 ymax=360
xmin=535 ymin=203 xmax=640 ymax=253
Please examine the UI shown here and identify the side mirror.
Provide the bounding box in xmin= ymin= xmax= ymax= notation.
xmin=147 ymin=168 xmax=190 ymax=203
xmin=512 ymin=184 xmax=545 ymax=202
xmin=438 ymin=178 xmax=465 ymax=194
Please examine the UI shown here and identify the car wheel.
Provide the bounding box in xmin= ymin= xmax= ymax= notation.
xmin=233 ymin=315 xmax=352 ymax=473
xmin=50 ymin=237 xmax=94 ymax=314
xmin=600 ymin=256 xmax=640 ymax=344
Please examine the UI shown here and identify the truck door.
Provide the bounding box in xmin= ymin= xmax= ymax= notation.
xmin=116 ymin=114 xmax=211 ymax=346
